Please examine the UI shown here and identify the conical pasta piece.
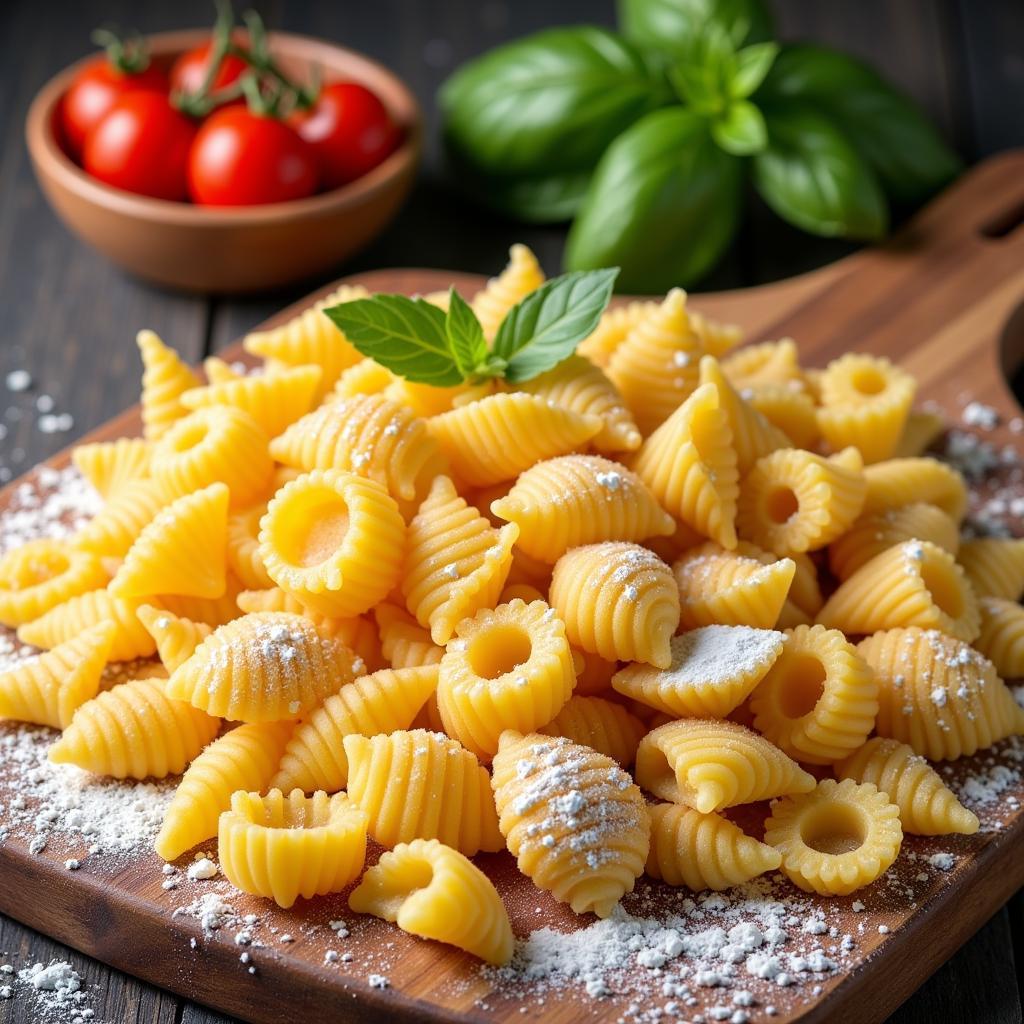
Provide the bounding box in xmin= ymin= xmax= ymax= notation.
xmin=0 ymin=539 xmax=107 ymax=627
xmin=49 ymin=677 xmax=219 ymax=779
xmin=571 ymin=647 xmax=619 ymax=696
xmin=893 ymin=409 xmax=946 ymax=458
xmin=219 ymin=789 xmax=367 ymax=908
xmin=613 ymin=625 xmax=784 ymax=719
xmin=550 ymin=543 xmax=679 ymax=668
xmin=749 ymin=625 xmax=878 ymax=765
xmin=492 ymin=731 xmax=649 ymax=917
xmin=644 ymin=516 xmax=705 ymax=565
xmin=861 ymin=457 xmax=967 ymax=522
xmin=412 ymin=691 xmax=446 ymax=733
xmin=385 ymin=376 xmax=485 ymax=419
xmin=721 ymin=339 xmax=801 ymax=390
xmin=690 ymin=311 xmax=742 ymax=358
xmin=765 ymin=779 xmax=902 ymax=895
xmin=155 ymin=721 xmax=294 ymax=861
xmin=375 ymin=603 xmax=444 ymax=668
xmin=471 ymin=243 xmax=544 ymax=340
xmin=817 ymin=540 xmax=980 ymax=641
xmin=577 ymin=300 xmax=656 ymax=367
xmin=0 ymin=621 xmax=115 ymax=728
xmin=226 ymin=503 xmax=273 ymax=591
xmin=632 ymin=382 xmax=739 ymax=548
xmin=836 ymin=738 xmax=979 ymax=836
xmin=957 ymin=538 xmax=1024 ymax=600
xmin=437 ymin=598 xmax=575 ymax=760
xmin=72 ymin=438 xmax=151 ymax=498
xmin=646 ymin=803 xmax=781 ymax=891
xmin=137 ymin=330 xmax=201 ymax=441
xmin=202 ymin=355 xmax=241 ymax=384
xmin=157 ymin=573 xmax=244 ymax=628
xmin=403 ymin=477 xmax=518 ymax=644
xmin=344 ymin=729 xmax=504 ymax=855
xmin=635 ymin=719 xmax=815 ymax=813
xmin=828 ymin=502 xmax=959 ymax=581
xmin=259 ymin=470 xmax=405 ymax=618
xmin=737 ymin=447 xmax=866 ymax=555
xmin=607 ymin=289 xmax=703 ymax=436
xmin=742 ymin=382 xmax=820 ymax=449
xmin=975 ymin=597 xmax=1024 ymax=677
xmin=538 ymin=695 xmax=646 ymax=768
xmin=137 ymin=605 xmax=212 ymax=673
xmin=72 ymin=479 xmax=168 ymax=559
xmin=332 ymin=357 xmax=395 ymax=398
xmin=490 ymin=454 xmax=674 ymax=563
xmin=271 ymin=665 xmax=438 ymax=794
xmin=428 ymin=393 xmax=602 ymax=488
xmin=858 ymin=627 xmax=1024 ymax=759
xmin=734 ymin=540 xmax=822 ymax=620
xmin=110 ymin=483 xmax=229 ymax=600
xmin=520 ymin=354 xmax=642 ymax=453
xmin=350 ymin=839 xmax=514 ymax=965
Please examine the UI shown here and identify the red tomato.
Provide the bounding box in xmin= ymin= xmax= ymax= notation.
xmin=83 ymin=92 xmax=197 ymax=201
xmin=188 ymin=108 xmax=318 ymax=206
xmin=289 ymin=82 xmax=401 ymax=190
xmin=59 ymin=57 xmax=167 ymax=158
xmin=170 ymin=39 xmax=248 ymax=96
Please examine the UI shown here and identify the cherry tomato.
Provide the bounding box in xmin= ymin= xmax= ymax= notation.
xmin=59 ymin=56 xmax=167 ymax=159
xmin=83 ymin=92 xmax=197 ymax=201
xmin=170 ymin=39 xmax=248 ymax=97
xmin=289 ymin=82 xmax=401 ymax=190
xmin=188 ymin=108 xmax=318 ymax=206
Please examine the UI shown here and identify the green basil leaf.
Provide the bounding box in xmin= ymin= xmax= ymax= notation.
xmin=322 ymin=296 xmax=462 ymax=386
xmin=565 ymin=108 xmax=743 ymax=292
xmin=730 ymin=41 xmax=778 ymax=98
xmin=618 ymin=0 xmax=774 ymax=55
xmin=759 ymin=44 xmax=962 ymax=201
xmin=493 ymin=269 xmax=619 ymax=383
xmin=440 ymin=27 xmax=671 ymax=178
xmin=712 ymin=100 xmax=766 ymax=154
xmin=753 ymin=103 xmax=888 ymax=240
xmin=444 ymin=289 xmax=488 ymax=380
xmin=668 ymin=23 xmax=737 ymax=114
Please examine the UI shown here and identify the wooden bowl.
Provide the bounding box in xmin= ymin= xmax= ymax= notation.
xmin=25 ymin=29 xmax=422 ymax=293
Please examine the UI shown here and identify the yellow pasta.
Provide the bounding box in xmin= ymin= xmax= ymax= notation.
xmin=690 ymin=311 xmax=742 ymax=358
xmin=471 ymin=243 xmax=544 ymax=340
xmin=742 ymin=382 xmax=820 ymax=449
xmin=538 ymin=695 xmax=647 ymax=768
xmin=72 ymin=479 xmax=168 ymax=559
xmin=219 ymin=789 xmax=367 ymax=908
xmin=226 ymin=503 xmax=274 ymax=591
xmin=734 ymin=540 xmax=823 ymax=621
xmin=577 ymin=300 xmax=656 ymax=367
xmin=157 ymin=573 xmax=244 ymax=628
xmin=137 ymin=329 xmax=201 ymax=441
xmin=202 ymin=355 xmax=242 ymax=384
xmin=136 ymin=605 xmax=212 ymax=673
xmin=975 ymin=596 xmax=1024 ymax=677
xmin=374 ymin=603 xmax=444 ymax=668
xmin=957 ymin=537 xmax=1024 ymax=600
xmin=0 ymin=539 xmax=107 ymax=627
xmin=72 ymin=438 xmax=151 ymax=498
xmin=861 ymin=457 xmax=968 ymax=522
xmin=570 ymin=646 xmax=619 ymax=696
xmin=893 ymin=409 xmax=946 ymax=458
xmin=722 ymin=338 xmax=801 ymax=390
xmin=333 ymin=356 xmax=395 ymax=398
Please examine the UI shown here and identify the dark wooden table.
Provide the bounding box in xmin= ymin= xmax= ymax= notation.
xmin=1 ymin=0 xmax=1023 ymax=1020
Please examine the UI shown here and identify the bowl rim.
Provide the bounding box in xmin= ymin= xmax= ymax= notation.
xmin=25 ymin=27 xmax=423 ymax=226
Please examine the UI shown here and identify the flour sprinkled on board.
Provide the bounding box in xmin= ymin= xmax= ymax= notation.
xmin=659 ymin=626 xmax=785 ymax=688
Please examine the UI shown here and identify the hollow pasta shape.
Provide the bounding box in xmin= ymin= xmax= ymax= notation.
xmin=471 ymin=243 xmax=544 ymax=340
xmin=764 ymin=779 xmax=902 ymax=896
xmin=742 ymin=383 xmax=820 ymax=450
xmin=157 ymin=573 xmax=244 ymax=628
xmin=72 ymin=438 xmax=151 ymax=499
xmin=492 ymin=731 xmax=649 ymax=917
xmin=539 ymin=695 xmax=647 ymax=768
xmin=721 ymin=339 xmax=801 ymax=390
xmin=0 ymin=539 xmax=107 ymax=627
xmin=371 ymin=602 xmax=442 ymax=670
xmin=226 ymin=503 xmax=274 ymax=591
xmin=137 ymin=329 xmax=201 ymax=441
xmin=333 ymin=357 xmax=395 ymax=399
xmin=861 ymin=457 xmax=968 ymax=522
xmin=733 ymin=540 xmax=823 ymax=620
xmin=72 ymin=479 xmax=168 ymax=559
xmin=893 ymin=409 xmax=946 ymax=458
xmin=975 ymin=597 xmax=1024 ymax=677
xmin=635 ymin=719 xmax=815 ymax=814
xmin=577 ymin=300 xmax=656 ymax=368
xmin=219 ymin=789 xmax=367 ymax=909
xmin=957 ymin=537 xmax=1024 ymax=600
xmin=136 ymin=605 xmax=212 ymax=673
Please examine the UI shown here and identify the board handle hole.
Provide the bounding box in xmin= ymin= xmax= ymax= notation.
xmin=980 ymin=199 xmax=1024 ymax=240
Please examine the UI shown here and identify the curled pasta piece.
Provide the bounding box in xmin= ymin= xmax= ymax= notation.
xmin=157 ymin=573 xmax=244 ymax=628
xmin=333 ymin=357 xmax=394 ymax=398
xmin=861 ymin=457 xmax=967 ymax=522
xmin=733 ymin=540 xmax=822 ymax=621
xmin=72 ymin=438 xmax=151 ymax=498
xmin=550 ymin=543 xmax=679 ymax=668
xmin=893 ymin=409 xmax=946 ymax=458
xmin=721 ymin=338 xmax=801 ymax=390
xmin=690 ymin=311 xmax=742 ymax=358
xmin=0 ymin=539 xmax=107 ymax=627
xmin=975 ymin=597 xmax=1024 ymax=677
xmin=957 ymin=537 xmax=1024 ymax=600
xmin=742 ymin=382 xmax=819 ymax=449
xmin=137 ymin=605 xmax=212 ymax=673
xmin=471 ymin=243 xmax=544 ymax=340
xmin=491 ymin=731 xmax=649 ymax=918
xmin=349 ymin=839 xmax=514 ymax=965
xmin=571 ymin=646 xmax=619 ymax=696
xmin=764 ymin=779 xmax=902 ymax=895
xmin=72 ymin=479 xmax=168 ymax=559
xmin=226 ymin=503 xmax=274 ymax=591
xmin=374 ymin=602 xmax=444 ymax=669
xmin=635 ymin=719 xmax=815 ymax=813
xmin=539 ymin=695 xmax=647 ymax=768
xmin=137 ymin=329 xmax=201 ymax=441
xmin=219 ymin=789 xmax=367 ymax=908
xmin=202 ymin=355 xmax=241 ymax=384
xmin=577 ymin=300 xmax=656 ymax=368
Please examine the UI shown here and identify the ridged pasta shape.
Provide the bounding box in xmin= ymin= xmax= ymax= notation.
xmin=269 ymin=394 xmax=448 ymax=513
xmin=861 ymin=457 xmax=968 ymax=522
xmin=577 ymin=300 xmax=657 ymax=367
xmin=150 ymin=406 xmax=272 ymax=508
xmin=748 ymin=624 xmax=878 ymax=765
xmin=538 ymin=695 xmax=647 ymax=768
xmin=690 ymin=311 xmax=742 ymax=358
xmin=733 ymin=539 xmax=822 ymax=620
xmin=613 ymin=625 xmax=784 ymax=719
xmin=428 ymin=393 xmax=602 ymax=488
xmin=202 ymin=355 xmax=241 ymax=384
xmin=137 ymin=329 xmax=201 ymax=441
xmin=333 ymin=356 xmax=395 ymax=398
xmin=155 ymin=721 xmax=294 ymax=861
xmin=226 ymin=504 xmax=273 ymax=591
xmin=437 ymin=598 xmax=575 ymax=759
xmin=606 ymin=289 xmax=703 ymax=436
xmin=0 ymin=539 xmax=107 ymax=627
xmin=219 ymin=789 xmax=367 ymax=908
xmin=349 ymin=839 xmax=514 ymax=965
xmin=550 ymin=543 xmax=679 ymax=668
xmin=743 ymin=382 xmax=820 ymax=449
xmin=646 ymin=803 xmax=781 ymax=891
xmin=72 ymin=479 xmax=167 ymax=559
xmin=957 ymin=538 xmax=1024 ymax=600
xmin=403 ymin=476 xmax=518 ymax=644
xmin=0 ymin=621 xmax=115 ymax=728
xmin=18 ymin=588 xmax=156 ymax=661
xmin=721 ymin=338 xmax=801 ymax=390
xmin=471 ymin=243 xmax=544 ymax=340
xmin=975 ymin=597 xmax=1024 ymax=677
xmin=157 ymin=573 xmax=244 ymax=628
xmin=412 ymin=691 xmax=447 ymax=733
xmin=836 ymin=738 xmax=979 ymax=836
xmin=136 ymin=604 xmax=212 ymax=673
xmin=110 ymin=483 xmax=229 ymax=600
xmin=571 ymin=646 xmax=619 ymax=696
xmin=764 ymin=779 xmax=903 ymax=895
xmin=816 ymin=354 xmax=916 ymax=463
xmin=271 ymin=665 xmax=439 ymax=794
xmin=490 ymin=454 xmax=675 ymax=563
xmin=857 ymin=627 xmax=1024 ymax=759
xmin=817 ymin=540 xmax=980 ymax=642
xmin=828 ymin=502 xmax=959 ymax=581
xmin=375 ymin=603 xmax=444 ymax=668
xmin=491 ymin=731 xmax=649 ymax=918
xmin=893 ymin=409 xmax=946 ymax=458
xmin=635 ymin=719 xmax=815 ymax=813
xmin=344 ymin=729 xmax=504 ymax=855
xmin=259 ymin=470 xmax=405 ymax=618
xmin=49 ymin=677 xmax=219 ymax=779
xmin=167 ymin=611 xmax=358 ymax=722
xmin=737 ymin=447 xmax=866 ymax=555
xmin=72 ymin=438 xmax=151 ymax=498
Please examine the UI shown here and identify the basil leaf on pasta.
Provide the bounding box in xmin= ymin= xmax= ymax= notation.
xmin=444 ymin=289 xmax=490 ymax=380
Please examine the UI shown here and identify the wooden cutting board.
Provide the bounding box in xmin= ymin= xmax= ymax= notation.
xmin=2 ymin=152 xmax=1024 ymax=1024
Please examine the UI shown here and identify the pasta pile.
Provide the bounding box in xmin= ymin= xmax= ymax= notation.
xmin=2 ymin=244 xmax=1022 ymax=969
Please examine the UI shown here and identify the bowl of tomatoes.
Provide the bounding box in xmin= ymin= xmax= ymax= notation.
xmin=25 ymin=18 xmax=421 ymax=293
